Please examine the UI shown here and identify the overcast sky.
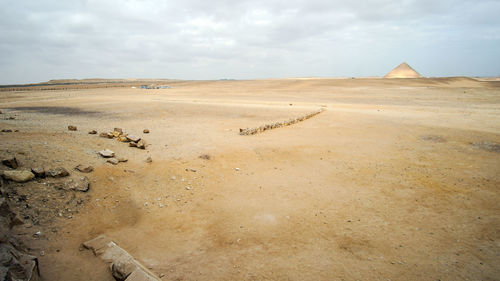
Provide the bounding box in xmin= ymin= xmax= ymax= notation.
xmin=0 ymin=0 xmax=499 ymax=84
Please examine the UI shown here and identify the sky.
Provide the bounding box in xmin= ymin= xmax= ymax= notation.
xmin=0 ymin=0 xmax=499 ymax=84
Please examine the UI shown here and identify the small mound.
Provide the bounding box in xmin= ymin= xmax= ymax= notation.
xmin=385 ymin=62 xmax=423 ymax=78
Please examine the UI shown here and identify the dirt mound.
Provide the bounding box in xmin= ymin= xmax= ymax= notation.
xmin=385 ymin=62 xmax=423 ymax=78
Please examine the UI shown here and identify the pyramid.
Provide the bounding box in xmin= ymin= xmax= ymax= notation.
xmin=385 ymin=62 xmax=423 ymax=78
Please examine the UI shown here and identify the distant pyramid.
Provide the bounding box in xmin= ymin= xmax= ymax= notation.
xmin=385 ymin=62 xmax=423 ymax=78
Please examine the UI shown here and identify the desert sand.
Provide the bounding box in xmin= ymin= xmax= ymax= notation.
xmin=1 ymin=77 xmax=500 ymax=280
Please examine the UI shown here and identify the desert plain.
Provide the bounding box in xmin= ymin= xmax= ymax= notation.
xmin=0 ymin=77 xmax=499 ymax=280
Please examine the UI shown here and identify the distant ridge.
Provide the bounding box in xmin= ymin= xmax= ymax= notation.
xmin=385 ymin=62 xmax=423 ymax=78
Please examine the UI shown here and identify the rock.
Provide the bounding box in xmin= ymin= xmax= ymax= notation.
xmin=1 ymin=129 xmax=13 ymax=133
xmin=59 ymin=177 xmax=90 ymax=192
xmin=99 ymin=132 xmax=108 ymax=138
xmin=88 ymin=130 xmax=97 ymax=134
xmin=114 ymin=128 xmax=123 ymax=134
xmin=46 ymin=167 xmax=70 ymax=178
xmin=143 ymin=129 xmax=149 ymax=134
xmin=199 ymin=154 xmax=211 ymax=160
xmin=118 ymin=157 xmax=128 ymax=163
xmin=126 ymin=135 xmax=141 ymax=143
xmin=118 ymin=136 xmax=128 ymax=142
xmin=75 ymin=164 xmax=93 ymax=173
xmin=145 ymin=157 xmax=152 ymax=163
xmin=112 ymin=259 xmax=136 ymax=281
xmin=107 ymin=158 xmax=119 ymax=165
xmin=2 ymin=157 xmax=18 ymax=169
xmin=235 ymin=168 xmax=240 ymax=171
xmin=31 ymin=167 xmax=46 ymax=178
xmin=2 ymin=170 xmax=35 ymax=183
xmin=83 ymin=235 xmax=161 ymax=281
xmin=113 ymin=131 xmax=121 ymax=138
xmin=68 ymin=125 xmax=77 ymax=131
xmin=136 ymin=139 xmax=146 ymax=149
xmin=129 ymin=142 xmax=137 ymax=147
xmin=99 ymin=149 xmax=115 ymax=158
xmin=106 ymin=132 xmax=114 ymax=139
xmin=8 ymin=116 xmax=15 ymax=120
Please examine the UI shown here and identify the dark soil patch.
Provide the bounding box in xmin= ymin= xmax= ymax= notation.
xmin=471 ymin=141 xmax=500 ymax=153
xmin=419 ymin=135 xmax=447 ymax=143
xmin=9 ymin=106 xmax=101 ymax=116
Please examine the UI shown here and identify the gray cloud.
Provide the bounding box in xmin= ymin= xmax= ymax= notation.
xmin=0 ymin=0 xmax=499 ymax=83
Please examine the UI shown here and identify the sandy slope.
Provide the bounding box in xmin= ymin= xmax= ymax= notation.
xmin=1 ymin=78 xmax=499 ymax=281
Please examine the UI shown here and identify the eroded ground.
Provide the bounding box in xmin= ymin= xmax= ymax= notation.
xmin=1 ymin=78 xmax=499 ymax=280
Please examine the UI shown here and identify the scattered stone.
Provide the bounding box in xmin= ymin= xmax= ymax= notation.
xmin=107 ymin=158 xmax=119 ymax=165
xmin=88 ymin=130 xmax=97 ymax=134
xmin=31 ymin=167 xmax=46 ymax=178
xmin=114 ymin=128 xmax=123 ymax=134
xmin=106 ymin=132 xmax=114 ymax=139
xmin=143 ymin=129 xmax=149 ymax=134
xmin=113 ymin=131 xmax=121 ymax=138
xmin=118 ymin=136 xmax=128 ymax=142
xmin=185 ymin=168 xmax=197 ymax=172
xmin=8 ymin=116 xmax=15 ymax=120
xmin=99 ymin=149 xmax=115 ymax=158
xmin=126 ymin=135 xmax=141 ymax=143
xmin=2 ymin=157 xmax=18 ymax=169
xmin=136 ymin=139 xmax=146 ymax=149
xmin=145 ymin=157 xmax=152 ymax=163
xmin=46 ymin=167 xmax=70 ymax=178
xmin=118 ymin=157 xmax=128 ymax=163
xmin=199 ymin=154 xmax=211 ymax=160
xmin=1 ymin=129 xmax=13 ymax=133
xmin=129 ymin=142 xmax=137 ymax=147
xmin=68 ymin=125 xmax=77 ymax=131
xmin=59 ymin=176 xmax=90 ymax=192
xmin=235 ymin=168 xmax=240 ymax=171
xmin=186 ymin=186 xmax=191 ymax=190
xmin=99 ymin=132 xmax=108 ymax=138
xmin=75 ymin=164 xmax=93 ymax=173
xmin=2 ymin=170 xmax=35 ymax=183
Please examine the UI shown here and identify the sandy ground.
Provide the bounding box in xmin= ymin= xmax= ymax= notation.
xmin=1 ymin=77 xmax=500 ymax=281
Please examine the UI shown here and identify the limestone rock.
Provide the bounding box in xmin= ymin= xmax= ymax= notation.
xmin=112 ymin=258 xmax=136 ymax=281
xmin=143 ymin=129 xmax=149 ymax=134
xmin=88 ymin=130 xmax=97 ymax=134
xmin=118 ymin=136 xmax=128 ymax=142
xmin=83 ymin=235 xmax=161 ymax=281
xmin=75 ymin=164 xmax=93 ymax=173
xmin=106 ymin=132 xmax=114 ymax=139
xmin=68 ymin=125 xmax=77 ymax=131
xmin=113 ymin=131 xmax=121 ymax=138
xmin=46 ymin=167 xmax=70 ymax=178
xmin=107 ymin=158 xmax=119 ymax=165
xmin=99 ymin=149 xmax=115 ymax=158
xmin=59 ymin=176 xmax=90 ymax=192
xmin=2 ymin=157 xmax=18 ymax=169
xmin=31 ymin=167 xmax=46 ymax=178
xmin=118 ymin=157 xmax=128 ymax=163
xmin=136 ymin=139 xmax=146 ymax=149
xmin=2 ymin=170 xmax=34 ymax=183
xmin=126 ymin=135 xmax=141 ymax=143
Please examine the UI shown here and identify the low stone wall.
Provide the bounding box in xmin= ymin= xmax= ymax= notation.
xmin=239 ymin=109 xmax=324 ymax=136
